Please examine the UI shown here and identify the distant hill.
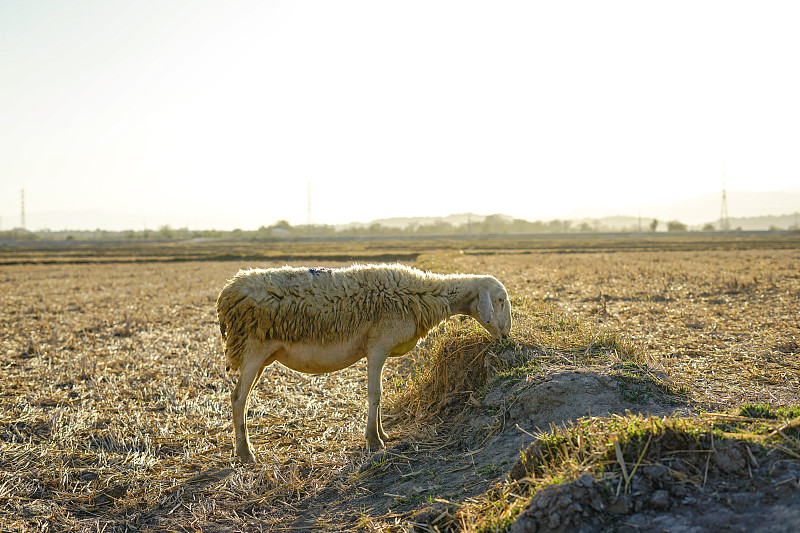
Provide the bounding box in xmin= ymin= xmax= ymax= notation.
xmin=568 ymin=188 xmax=800 ymax=225
xmin=356 ymin=210 xmax=800 ymax=233
xmin=352 ymin=189 xmax=799 ymax=232
xmin=340 ymin=213 xmax=514 ymax=230
xmin=710 ymin=213 xmax=800 ymax=231
xmin=570 ymin=213 xmax=800 ymax=232
xmin=11 ymin=188 xmax=798 ymax=233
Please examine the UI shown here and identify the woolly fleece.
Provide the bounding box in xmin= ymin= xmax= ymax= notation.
xmin=217 ymin=263 xmax=476 ymax=372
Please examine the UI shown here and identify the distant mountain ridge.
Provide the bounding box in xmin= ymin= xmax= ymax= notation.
xmin=357 ymin=188 xmax=800 ymax=232
xmin=10 ymin=189 xmax=798 ymax=232
xmin=359 ymin=212 xmax=799 ymax=232
xmin=568 ymin=213 xmax=800 ymax=232
xmin=344 ymin=213 xmax=513 ymax=229
xmin=567 ymin=188 xmax=800 ymax=225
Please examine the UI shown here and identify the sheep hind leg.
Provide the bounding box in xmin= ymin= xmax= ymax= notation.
xmin=365 ymin=350 xmax=390 ymax=450
xmin=231 ymin=348 xmax=275 ymax=463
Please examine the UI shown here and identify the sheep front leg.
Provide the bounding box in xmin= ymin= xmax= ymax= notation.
xmin=231 ymin=353 xmax=270 ymax=463
xmin=365 ymin=350 xmax=390 ymax=450
xmin=377 ymin=404 xmax=389 ymax=443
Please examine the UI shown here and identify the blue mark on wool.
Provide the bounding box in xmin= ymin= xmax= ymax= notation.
xmin=308 ymin=267 xmax=333 ymax=276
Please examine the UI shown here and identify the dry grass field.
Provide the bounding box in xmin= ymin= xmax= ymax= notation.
xmin=1 ymin=235 xmax=798 ymax=532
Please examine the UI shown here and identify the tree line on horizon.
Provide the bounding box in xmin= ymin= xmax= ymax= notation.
xmin=1 ymin=214 xmax=786 ymax=242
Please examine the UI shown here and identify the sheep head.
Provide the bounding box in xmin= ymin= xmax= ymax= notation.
xmin=468 ymin=276 xmax=512 ymax=339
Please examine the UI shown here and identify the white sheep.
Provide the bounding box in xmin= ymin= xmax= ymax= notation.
xmin=216 ymin=263 xmax=512 ymax=463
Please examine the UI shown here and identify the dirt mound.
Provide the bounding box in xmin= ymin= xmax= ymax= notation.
xmin=472 ymin=370 xmax=678 ymax=440
xmin=405 ymin=372 xmax=799 ymax=533
xmin=511 ymin=443 xmax=800 ymax=533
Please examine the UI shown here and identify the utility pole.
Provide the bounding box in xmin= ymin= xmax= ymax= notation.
xmin=307 ymin=181 xmax=312 ymax=226
xmin=719 ymin=165 xmax=730 ymax=231
xmin=21 ymin=189 xmax=26 ymax=229
xmin=306 ymin=181 xmax=313 ymax=238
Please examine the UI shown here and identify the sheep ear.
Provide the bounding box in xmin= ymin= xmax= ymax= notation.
xmin=477 ymin=290 xmax=494 ymax=323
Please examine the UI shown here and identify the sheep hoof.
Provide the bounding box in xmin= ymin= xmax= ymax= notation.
xmin=237 ymin=447 xmax=256 ymax=464
xmin=366 ymin=437 xmax=385 ymax=451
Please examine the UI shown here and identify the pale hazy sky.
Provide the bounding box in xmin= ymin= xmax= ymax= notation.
xmin=2 ymin=1 xmax=799 ymax=230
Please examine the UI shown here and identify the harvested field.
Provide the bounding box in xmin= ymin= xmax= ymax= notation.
xmin=1 ymin=237 xmax=798 ymax=531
